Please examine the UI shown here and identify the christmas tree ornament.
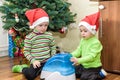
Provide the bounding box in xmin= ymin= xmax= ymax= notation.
xmin=59 ymin=27 xmax=68 ymax=34
xmin=8 ymin=28 xmax=16 ymax=36
xmin=15 ymin=14 xmax=19 ymax=22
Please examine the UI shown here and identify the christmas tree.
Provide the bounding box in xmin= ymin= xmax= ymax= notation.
xmin=0 ymin=0 xmax=76 ymax=58
xmin=0 ymin=0 xmax=76 ymax=33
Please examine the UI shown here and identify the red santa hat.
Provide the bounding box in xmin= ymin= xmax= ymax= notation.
xmin=25 ymin=8 xmax=49 ymax=29
xmin=79 ymin=12 xmax=100 ymax=35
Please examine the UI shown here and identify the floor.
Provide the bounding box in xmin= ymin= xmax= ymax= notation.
xmin=0 ymin=56 xmax=120 ymax=80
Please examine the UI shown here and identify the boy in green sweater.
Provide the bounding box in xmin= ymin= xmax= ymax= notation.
xmin=12 ymin=8 xmax=56 ymax=80
xmin=70 ymin=12 xmax=107 ymax=80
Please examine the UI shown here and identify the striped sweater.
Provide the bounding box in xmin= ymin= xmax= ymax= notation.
xmin=24 ymin=29 xmax=56 ymax=64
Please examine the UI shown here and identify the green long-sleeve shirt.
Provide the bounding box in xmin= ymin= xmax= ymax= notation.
xmin=24 ymin=29 xmax=56 ymax=64
xmin=71 ymin=36 xmax=103 ymax=68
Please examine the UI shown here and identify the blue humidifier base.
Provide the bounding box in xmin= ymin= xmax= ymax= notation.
xmin=41 ymin=71 xmax=76 ymax=80
xmin=40 ymin=52 xmax=76 ymax=80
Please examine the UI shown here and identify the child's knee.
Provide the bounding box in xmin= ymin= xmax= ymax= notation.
xmin=80 ymin=73 xmax=101 ymax=80
xmin=24 ymin=73 xmax=36 ymax=80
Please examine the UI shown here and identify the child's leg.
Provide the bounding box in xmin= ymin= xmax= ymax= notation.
xmin=75 ymin=65 xmax=84 ymax=78
xmin=80 ymin=67 xmax=102 ymax=80
xmin=22 ymin=63 xmax=45 ymax=80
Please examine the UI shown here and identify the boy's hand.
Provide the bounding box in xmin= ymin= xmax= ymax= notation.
xmin=70 ymin=57 xmax=79 ymax=65
xmin=33 ymin=60 xmax=41 ymax=68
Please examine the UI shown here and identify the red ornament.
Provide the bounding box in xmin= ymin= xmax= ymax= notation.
xmin=8 ymin=28 xmax=16 ymax=36
xmin=59 ymin=27 xmax=67 ymax=34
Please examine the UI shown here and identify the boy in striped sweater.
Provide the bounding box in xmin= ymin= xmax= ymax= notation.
xmin=12 ymin=8 xmax=56 ymax=80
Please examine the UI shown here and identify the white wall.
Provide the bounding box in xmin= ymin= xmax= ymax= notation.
xmin=68 ymin=0 xmax=99 ymax=25
xmin=0 ymin=0 xmax=8 ymax=57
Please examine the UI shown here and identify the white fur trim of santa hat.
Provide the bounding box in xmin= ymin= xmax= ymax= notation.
xmin=30 ymin=17 xmax=49 ymax=29
xmin=79 ymin=21 xmax=96 ymax=35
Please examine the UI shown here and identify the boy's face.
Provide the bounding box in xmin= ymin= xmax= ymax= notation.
xmin=79 ymin=25 xmax=94 ymax=39
xmin=35 ymin=22 xmax=49 ymax=33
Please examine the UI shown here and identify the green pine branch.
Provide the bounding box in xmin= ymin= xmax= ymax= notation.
xmin=0 ymin=0 xmax=76 ymax=33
